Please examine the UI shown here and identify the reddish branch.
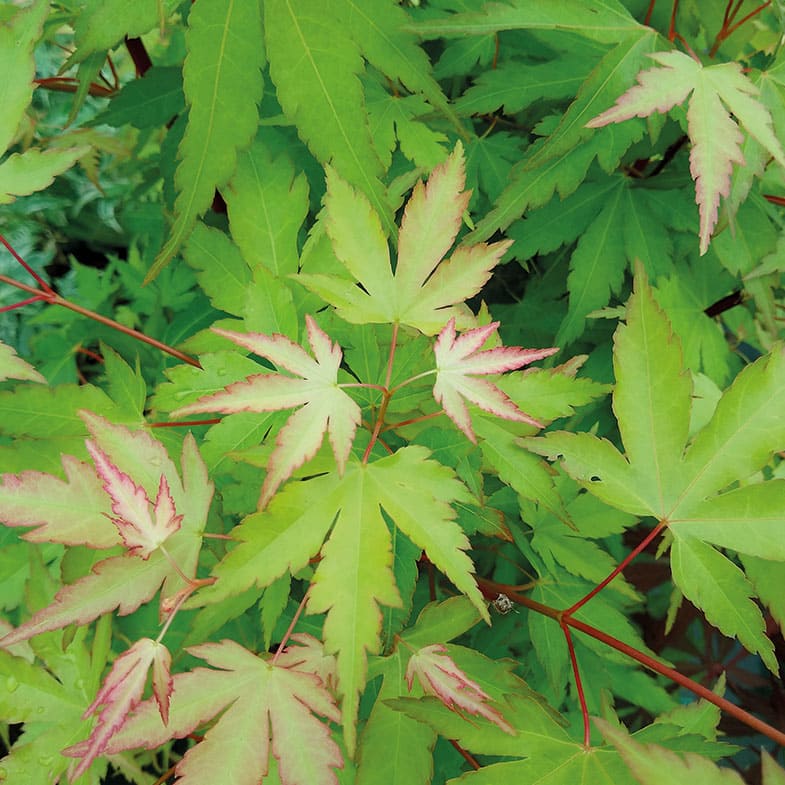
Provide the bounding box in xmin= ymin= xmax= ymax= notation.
xmin=125 ymin=36 xmax=153 ymax=77
xmin=477 ymin=571 xmax=785 ymax=749
xmin=0 ymin=234 xmax=201 ymax=369
xmin=711 ymin=0 xmax=772 ymax=57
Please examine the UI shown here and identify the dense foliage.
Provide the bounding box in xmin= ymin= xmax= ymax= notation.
xmin=2 ymin=1 xmax=785 ymax=784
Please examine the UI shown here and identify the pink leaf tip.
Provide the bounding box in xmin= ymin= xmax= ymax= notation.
xmin=432 ymin=318 xmax=557 ymax=441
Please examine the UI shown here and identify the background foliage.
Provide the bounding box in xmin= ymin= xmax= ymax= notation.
xmin=2 ymin=1 xmax=785 ymax=784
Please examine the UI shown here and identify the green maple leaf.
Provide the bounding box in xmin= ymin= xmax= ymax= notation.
xmin=0 ymin=339 xmax=45 ymax=384
xmin=597 ymin=719 xmax=754 ymax=785
xmin=406 ymin=0 xmax=646 ymax=46
xmin=471 ymin=29 xmax=656 ymax=242
xmin=72 ymin=0 xmax=181 ymax=62
xmin=0 ymin=623 xmax=109 ymax=785
xmin=587 ymin=50 xmax=785 ymax=254
xmin=387 ymin=660 xmax=637 ymax=784
xmin=525 ymin=265 xmax=785 ymax=673
xmin=264 ymin=0 xmax=390 ymax=235
xmin=190 ymin=446 xmax=487 ymax=754
xmin=148 ymin=0 xmax=264 ymax=281
xmin=0 ymin=0 xmax=48 ymax=157
xmin=358 ymin=597 xmax=482 ymax=785
xmin=296 ymin=143 xmax=511 ymax=335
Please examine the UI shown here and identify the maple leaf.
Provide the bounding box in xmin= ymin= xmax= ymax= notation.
xmin=99 ymin=639 xmax=343 ymax=785
xmin=65 ymin=637 xmax=172 ymax=778
xmin=191 ymin=446 xmax=487 ymax=755
xmin=0 ymin=454 xmax=117 ymax=548
xmin=275 ymin=632 xmax=338 ymax=691
xmin=432 ymin=317 xmax=557 ymax=442
xmin=0 ymin=338 xmax=46 ymax=384
xmin=0 ymin=415 xmax=212 ymax=648
xmin=405 ymin=643 xmax=514 ymax=733
xmin=525 ymin=265 xmax=785 ymax=673
xmin=172 ymin=315 xmax=361 ymax=507
xmin=587 ymin=50 xmax=785 ymax=254
xmin=295 ymin=142 xmax=512 ymax=334
xmin=86 ymin=441 xmax=182 ymax=558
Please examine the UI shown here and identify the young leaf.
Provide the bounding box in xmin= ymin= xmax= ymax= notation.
xmin=86 ymin=441 xmax=182 ymax=559
xmin=171 ymin=316 xmax=362 ymax=507
xmin=148 ymin=0 xmax=264 ymax=281
xmin=65 ymin=638 xmax=172 ymax=778
xmin=297 ymin=143 xmax=511 ymax=334
xmin=192 ymin=446 xmax=485 ymax=754
xmin=405 ymin=643 xmax=513 ymax=733
xmin=101 ymin=640 xmax=343 ymax=785
xmin=0 ymin=418 xmax=212 ymax=647
xmin=308 ymin=447 xmax=487 ymax=755
xmin=587 ymin=51 xmax=785 ymax=253
xmin=0 ymin=455 xmax=116 ymax=548
xmin=432 ymin=317 xmax=557 ymax=442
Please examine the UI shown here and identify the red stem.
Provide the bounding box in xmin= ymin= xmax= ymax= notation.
xmin=668 ymin=0 xmax=679 ymax=41
xmin=477 ymin=578 xmax=785 ymax=748
xmin=362 ymin=322 xmax=400 ymax=463
xmin=643 ymin=0 xmax=656 ymax=26
xmin=0 ymin=272 xmax=201 ymax=368
xmin=272 ymin=591 xmax=309 ymax=665
xmin=0 ymin=295 xmax=48 ymax=313
xmin=710 ymin=0 xmax=770 ymax=57
xmin=33 ymin=77 xmax=115 ymax=97
xmin=0 ymin=234 xmax=53 ymax=292
xmin=148 ymin=418 xmax=221 ymax=428
xmin=565 ymin=521 xmax=667 ymax=616
xmin=561 ymin=621 xmax=591 ymax=747
xmin=450 ymin=739 xmax=481 ymax=770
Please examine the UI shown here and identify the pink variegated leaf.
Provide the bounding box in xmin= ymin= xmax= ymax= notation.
xmin=275 ymin=633 xmax=338 ymax=690
xmin=432 ymin=318 xmax=557 ymax=442
xmin=0 ymin=422 xmax=210 ymax=649
xmin=587 ymin=51 xmax=785 ymax=254
xmin=405 ymin=644 xmax=513 ymax=733
xmin=172 ymin=316 xmax=361 ymax=507
xmin=151 ymin=640 xmax=173 ymax=725
xmin=0 ymin=455 xmax=117 ymax=548
xmin=65 ymin=638 xmax=173 ymax=778
xmin=0 ymin=553 xmax=169 ymax=648
xmin=586 ymin=51 xmax=696 ymax=126
xmin=87 ymin=441 xmax=182 ymax=558
xmin=101 ymin=640 xmax=343 ymax=785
